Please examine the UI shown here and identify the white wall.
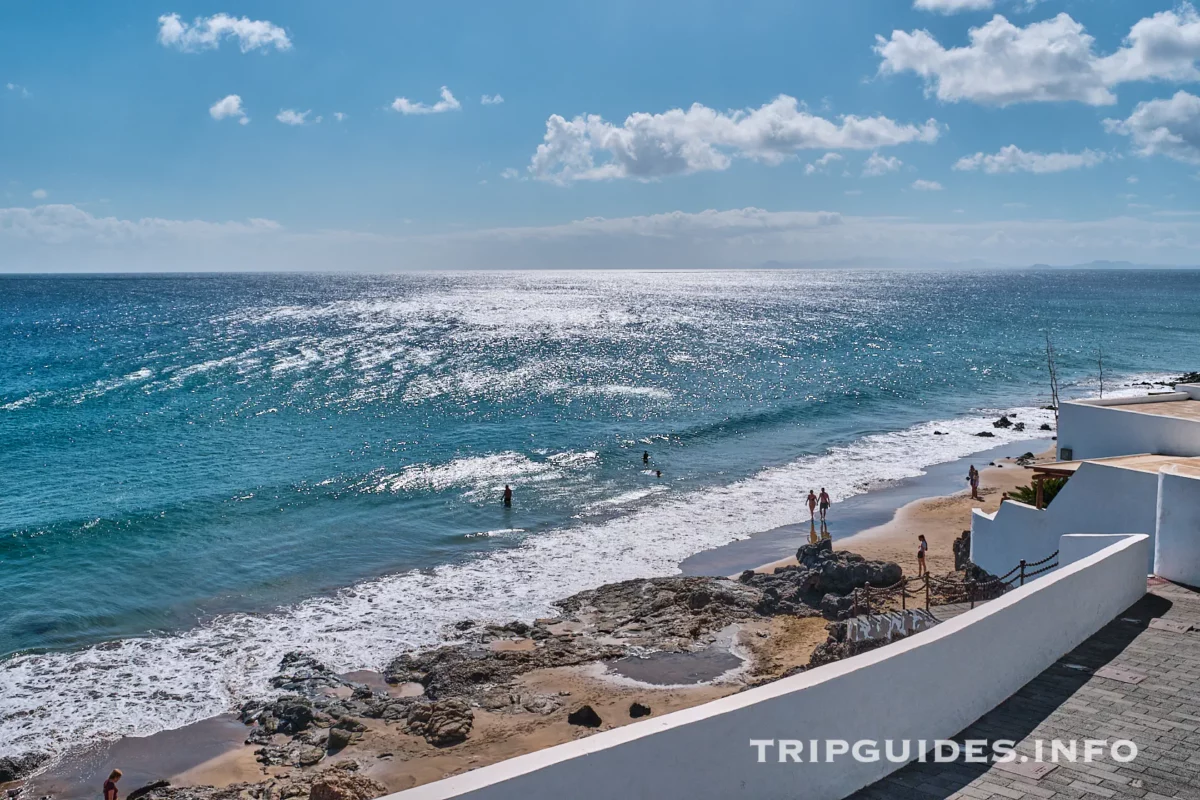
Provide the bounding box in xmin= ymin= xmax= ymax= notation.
xmin=387 ymin=535 xmax=1148 ymax=800
xmin=1155 ymin=465 xmax=1200 ymax=587
xmin=1058 ymin=391 xmax=1200 ymax=461
xmin=970 ymin=462 xmax=1157 ymax=575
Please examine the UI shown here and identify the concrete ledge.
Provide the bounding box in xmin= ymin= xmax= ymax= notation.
xmin=387 ymin=535 xmax=1148 ymax=800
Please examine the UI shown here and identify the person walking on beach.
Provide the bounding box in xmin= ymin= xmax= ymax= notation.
xmin=502 ymin=484 xmax=513 ymax=508
xmin=968 ymin=465 xmax=981 ymax=501
xmin=103 ymin=769 xmax=122 ymax=800
xmin=818 ymin=488 xmax=831 ymax=521
xmin=917 ymin=534 xmax=928 ymax=577
xmin=806 ymin=490 xmax=818 ymax=521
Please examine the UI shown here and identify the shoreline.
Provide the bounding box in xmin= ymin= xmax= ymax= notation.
xmin=23 ymin=434 xmax=1057 ymax=799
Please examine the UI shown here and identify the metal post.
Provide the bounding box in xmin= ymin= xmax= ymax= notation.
xmin=901 ymin=582 xmax=907 ymax=611
xmin=851 ymin=588 xmax=858 ymax=617
xmin=969 ymin=578 xmax=976 ymax=609
xmin=1019 ymin=559 xmax=1027 ymax=587
xmin=864 ymin=582 xmax=871 ymax=615
xmin=924 ymin=574 xmax=930 ymax=612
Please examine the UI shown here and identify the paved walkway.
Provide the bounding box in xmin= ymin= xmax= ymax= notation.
xmin=852 ymin=580 xmax=1200 ymax=800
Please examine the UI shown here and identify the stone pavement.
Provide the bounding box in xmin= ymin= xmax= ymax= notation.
xmin=851 ymin=580 xmax=1200 ymax=800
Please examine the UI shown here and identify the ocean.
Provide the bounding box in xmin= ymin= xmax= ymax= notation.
xmin=1 ymin=269 xmax=1197 ymax=759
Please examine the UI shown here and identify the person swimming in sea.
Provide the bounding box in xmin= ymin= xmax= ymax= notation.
xmin=643 ymin=450 xmax=649 ymax=464
xmin=502 ymin=484 xmax=513 ymax=507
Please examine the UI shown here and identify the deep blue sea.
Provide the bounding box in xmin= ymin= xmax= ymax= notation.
xmin=2 ymin=269 xmax=1198 ymax=757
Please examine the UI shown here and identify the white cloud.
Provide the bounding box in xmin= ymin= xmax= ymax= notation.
xmin=1105 ymin=91 xmax=1200 ymax=165
xmin=804 ymin=152 xmax=844 ymax=175
xmin=6 ymin=82 xmax=30 ymax=97
xmin=954 ymin=145 xmax=1107 ymax=173
xmin=862 ymin=153 xmax=903 ymax=177
xmin=333 ymin=112 xmax=347 ymax=122
xmin=210 ymin=95 xmax=249 ymax=125
xmin=31 ymin=189 xmax=47 ymax=200
xmin=844 ymin=189 xmax=864 ymax=196
xmin=276 ymin=109 xmax=313 ymax=126
xmin=481 ymin=94 xmax=504 ymax=105
xmin=529 ymin=95 xmax=940 ymax=183
xmin=500 ymin=168 xmax=520 ymax=180
xmin=11 ymin=203 xmax=1200 ymax=271
xmin=390 ymin=87 xmax=461 ymax=115
xmin=1127 ymin=175 xmax=1139 ymax=184
xmin=876 ymin=5 xmax=1200 ymax=107
xmin=912 ymin=179 xmax=943 ymax=190
xmin=157 ymin=13 xmax=291 ymax=53
xmin=913 ymin=0 xmax=993 ymax=14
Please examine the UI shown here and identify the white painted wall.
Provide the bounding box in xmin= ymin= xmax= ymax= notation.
xmin=970 ymin=462 xmax=1158 ymax=575
xmin=1155 ymin=465 xmax=1200 ymax=587
xmin=1057 ymin=390 xmax=1200 ymax=461
xmin=387 ymin=535 xmax=1148 ymax=800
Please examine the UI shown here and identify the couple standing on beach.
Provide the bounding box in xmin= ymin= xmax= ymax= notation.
xmin=806 ymin=488 xmax=831 ymax=521
xmin=967 ymin=465 xmax=981 ymax=501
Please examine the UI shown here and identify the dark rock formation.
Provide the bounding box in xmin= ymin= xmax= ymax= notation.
xmin=567 ymin=705 xmax=603 ymax=728
xmin=0 ymin=754 xmax=47 ymax=784
xmin=1039 ymin=423 xmax=1052 ymax=431
xmin=738 ymin=541 xmax=901 ymax=620
xmin=629 ymin=702 xmax=652 ymax=719
xmin=993 ymin=416 xmax=1013 ymax=429
xmin=124 ymin=762 xmax=384 ymax=800
xmin=404 ymin=699 xmax=473 ymax=746
xmin=1014 ymin=422 xmax=1025 ymax=431
xmin=975 ymin=431 xmax=995 ymax=438
xmin=127 ymin=781 xmax=171 ymax=800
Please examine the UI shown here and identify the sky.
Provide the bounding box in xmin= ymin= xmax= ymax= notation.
xmin=3 ymin=0 xmax=1200 ymax=271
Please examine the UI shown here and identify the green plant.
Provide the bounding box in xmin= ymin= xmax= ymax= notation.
xmin=1009 ymin=477 xmax=1067 ymax=507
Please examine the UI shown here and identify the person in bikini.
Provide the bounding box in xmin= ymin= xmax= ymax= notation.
xmin=917 ymin=534 xmax=928 ymax=577
xmin=806 ymin=489 xmax=818 ymax=520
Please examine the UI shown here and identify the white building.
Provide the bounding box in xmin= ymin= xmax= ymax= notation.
xmin=970 ymin=383 xmax=1200 ymax=586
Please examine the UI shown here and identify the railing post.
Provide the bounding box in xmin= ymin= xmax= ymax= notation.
xmin=924 ymin=574 xmax=930 ymax=612
xmin=1019 ymin=559 xmax=1027 ymax=587
xmin=864 ymin=582 xmax=871 ymax=615
xmin=901 ymin=582 xmax=907 ymax=611
xmin=851 ymin=588 xmax=858 ymax=617
xmin=969 ymin=578 xmax=976 ymax=609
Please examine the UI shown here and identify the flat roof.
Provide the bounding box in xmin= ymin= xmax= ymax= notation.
xmin=1034 ymin=453 xmax=1200 ymax=476
xmin=1105 ymin=398 xmax=1200 ymax=422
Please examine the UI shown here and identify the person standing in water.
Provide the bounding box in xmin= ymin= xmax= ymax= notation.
xmin=806 ymin=490 xmax=818 ymax=521
xmin=917 ymin=534 xmax=928 ymax=576
xmin=104 ymin=770 xmax=123 ymax=800
xmin=643 ymin=451 xmax=649 ymax=465
xmin=502 ymin=484 xmax=513 ymax=507
xmin=818 ymin=488 xmax=831 ymax=521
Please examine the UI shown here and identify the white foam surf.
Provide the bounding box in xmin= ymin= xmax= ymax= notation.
xmin=0 ymin=381 xmax=1168 ymax=760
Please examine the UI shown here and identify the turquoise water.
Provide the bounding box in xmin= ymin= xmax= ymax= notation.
xmin=1 ymin=269 xmax=1197 ymax=756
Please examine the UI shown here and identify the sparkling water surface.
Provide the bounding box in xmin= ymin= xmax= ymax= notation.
xmin=1 ymin=269 xmax=1197 ymax=756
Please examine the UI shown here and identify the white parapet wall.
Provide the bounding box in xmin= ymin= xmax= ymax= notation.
xmin=1057 ymin=389 xmax=1200 ymax=461
xmin=970 ymin=462 xmax=1157 ymax=576
xmin=1155 ymin=464 xmax=1200 ymax=587
xmin=388 ymin=534 xmax=1148 ymax=800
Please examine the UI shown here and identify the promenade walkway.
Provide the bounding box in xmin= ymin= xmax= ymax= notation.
xmin=852 ymin=579 xmax=1200 ymax=800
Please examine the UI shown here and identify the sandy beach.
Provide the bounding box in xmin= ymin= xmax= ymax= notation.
xmin=23 ymin=442 xmax=1055 ymax=800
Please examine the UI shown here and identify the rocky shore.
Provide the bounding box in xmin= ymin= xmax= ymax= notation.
xmin=13 ymin=541 xmax=906 ymax=800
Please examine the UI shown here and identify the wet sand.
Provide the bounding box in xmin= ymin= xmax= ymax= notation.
xmin=28 ymin=439 xmax=1053 ymax=798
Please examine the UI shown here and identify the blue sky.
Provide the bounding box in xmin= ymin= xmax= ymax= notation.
xmin=3 ymin=0 xmax=1200 ymax=270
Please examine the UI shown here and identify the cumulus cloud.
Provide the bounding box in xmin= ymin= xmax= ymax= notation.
xmin=390 ymin=87 xmax=461 ymax=115
xmin=1105 ymin=91 xmax=1200 ymax=165
xmin=914 ymin=0 xmax=993 ymax=14
xmin=210 ymin=95 xmax=249 ymax=124
xmin=333 ymin=112 xmax=347 ymax=122
xmin=954 ymin=145 xmax=1108 ymax=173
xmin=912 ymin=179 xmax=943 ymax=190
xmin=481 ymin=94 xmax=504 ymax=105
xmin=6 ymin=82 xmax=30 ymax=97
xmin=500 ymin=168 xmax=520 ymax=179
xmin=876 ymin=4 xmax=1200 ymax=107
xmin=31 ymin=189 xmax=47 ymax=200
xmin=862 ymin=153 xmax=903 ymax=177
xmin=529 ymin=95 xmax=940 ymax=183
xmin=805 ymin=152 xmax=844 ymax=175
xmin=276 ymin=109 xmax=313 ymax=126
xmin=157 ymin=13 xmax=291 ymax=53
